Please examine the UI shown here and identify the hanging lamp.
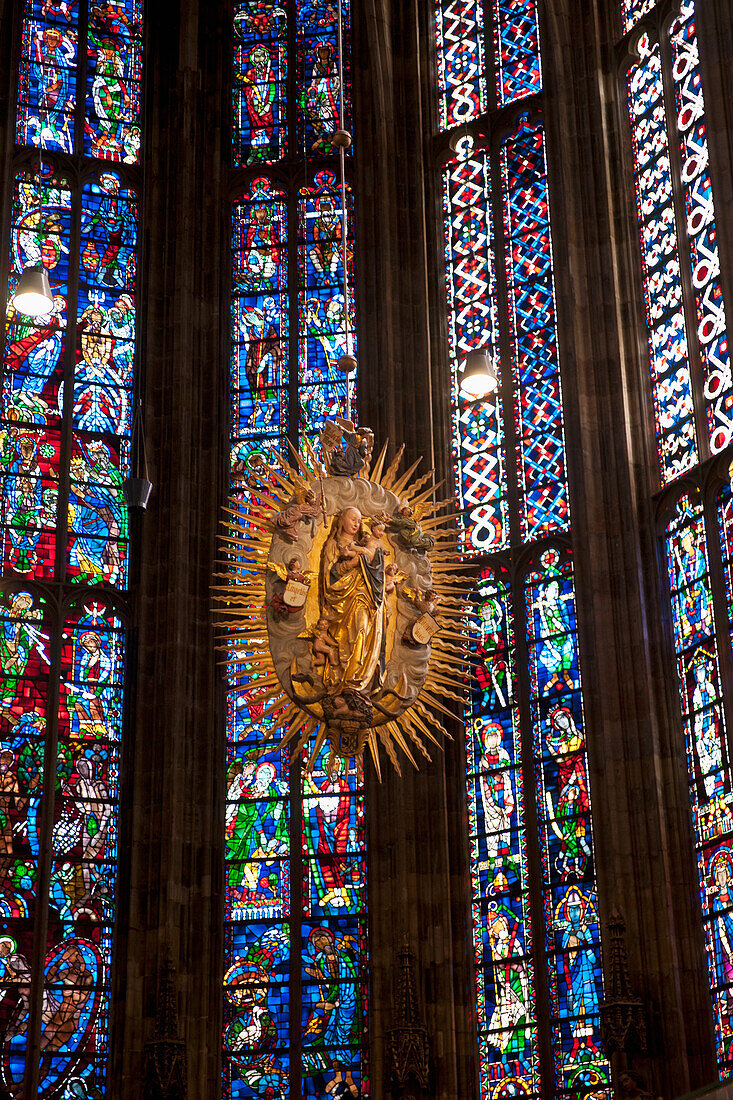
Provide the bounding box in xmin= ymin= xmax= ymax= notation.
xmin=13 ymin=68 xmax=53 ymax=319
xmin=459 ymin=349 xmax=498 ymax=399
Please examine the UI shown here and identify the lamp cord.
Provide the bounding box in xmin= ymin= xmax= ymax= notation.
xmin=335 ymin=0 xmax=352 ymax=422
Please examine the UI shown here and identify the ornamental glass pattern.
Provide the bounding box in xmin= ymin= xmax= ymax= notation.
xmin=434 ymin=0 xmax=487 ymax=131
xmin=501 ymin=119 xmax=569 ymax=543
xmin=621 ymin=0 xmax=656 ymax=34
xmin=443 ymin=141 xmax=507 ymax=555
xmin=224 ymin=5 xmax=367 ymax=1099
xmin=0 ymin=4 xmax=140 ymax=1093
xmin=437 ymin=4 xmax=611 ymax=1095
xmin=492 ymin=0 xmax=542 ymax=107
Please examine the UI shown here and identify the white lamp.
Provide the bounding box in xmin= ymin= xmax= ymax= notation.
xmin=13 ymin=265 xmax=53 ymax=318
xmin=459 ymin=349 xmax=498 ymax=399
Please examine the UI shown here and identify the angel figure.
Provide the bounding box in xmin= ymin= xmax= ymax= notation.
xmin=321 ymin=418 xmax=374 ymax=477
xmin=312 ymin=618 xmax=341 ymax=671
xmin=267 ymin=557 xmax=313 ymax=620
xmin=388 ymin=503 xmax=435 ymax=553
xmin=398 ymin=583 xmax=440 ymax=646
xmin=273 ymin=489 xmax=320 ymax=543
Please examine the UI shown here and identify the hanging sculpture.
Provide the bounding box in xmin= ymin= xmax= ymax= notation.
xmin=213 ymin=419 xmax=470 ymax=774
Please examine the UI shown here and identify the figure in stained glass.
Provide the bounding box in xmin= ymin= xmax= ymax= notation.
xmin=226 ymin=761 xmax=288 ymax=907
xmin=309 ymin=196 xmax=342 ymax=280
xmin=0 ymin=937 xmax=32 ymax=1040
xmin=304 ymin=758 xmax=355 ymax=910
xmin=476 ymin=591 xmax=511 ymax=709
xmin=75 ymin=300 xmax=130 ymax=433
xmin=67 ymin=441 xmax=127 ymax=584
xmin=690 ymin=651 xmax=725 ymax=799
xmin=0 ymin=430 xmax=51 ymax=574
xmin=29 ymin=25 xmax=76 ymax=152
xmin=708 ymin=848 xmax=733 ymax=1015
xmin=240 ymin=296 xmax=282 ymax=427
xmin=477 ymin=721 xmax=515 ymax=895
xmin=535 ymin=572 xmax=576 ymax=695
xmin=87 ymin=1 xmax=134 ymax=160
xmin=486 ymin=901 xmax=529 ymax=1053
xmin=237 ymin=45 xmax=277 ymax=165
xmin=302 ymin=926 xmax=358 ymax=1047
xmin=81 ymin=174 xmax=136 ymax=289
xmin=555 ymin=888 xmax=601 ymax=1061
xmin=4 ymin=295 xmax=66 ymax=422
xmin=545 ymin=707 xmax=590 ymax=882
xmin=302 ymin=41 xmax=340 ymax=153
xmin=38 ymin=939 xmax=96 ymax=1056
xmin=224 ymin=926 xmax=289 ymax=1077
xmin=242 ymin=191 xmax=281 ymax=290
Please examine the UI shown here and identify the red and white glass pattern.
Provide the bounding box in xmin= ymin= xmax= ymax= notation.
xmin=443 ymin=140 xmax=508 ymax=554
xmin=626 ymin=30 xmax=697 ymax=483
xmin=492 ymin=0 xmax=542 ymax=107
xmin=434 ymin=0 xmax=488 ymax=131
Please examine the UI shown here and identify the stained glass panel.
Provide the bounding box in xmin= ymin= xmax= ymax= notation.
xmin=16 ymin=1 xmax=78 ymax=155
xmin=298 ymin=170 xmax=355 ymax=448
xmin=296 ymin=1 xmax=351 ymax=157
xmin=670 ymin=3 xmax=733 ymax=459
xmin=434 ymin=0 xmax=487 ymax=131
xmin=668 ymin=492 xmax=733 ymax=1076
xmin=84 ymin=0 xmax=143 ymax=162
xmin=231 ymin=179 xmax=289 ymax=481
xmin=493 ymin=0 xmax=542 ymax=108
xmin=443 ymin=141 xmax=507 ymax=555
xmin=233 ymin=1 xmax=287 ymax=167
xmin=621 ymin=0 xmax=656 ymax=34
xmin=467 ymin=568 xmax=539 ymax=1098
xmin=525 ymin=549 xmax=611 ymax=1096
xmin=501 ymin=119 xmax=569 ymax=541
xmin=626 ymin=31 xmax=697 ymax=483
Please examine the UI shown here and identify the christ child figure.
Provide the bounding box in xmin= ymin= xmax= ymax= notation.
xmin=351 ymin=519 xmax=386 ymax=563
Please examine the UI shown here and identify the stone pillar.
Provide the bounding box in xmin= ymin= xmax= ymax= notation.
xmin=110 ymin=0 xmax=230 ymax=1096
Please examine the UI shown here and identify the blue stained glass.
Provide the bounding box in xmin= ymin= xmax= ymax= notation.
xmin=298 ymin=171 xmax=355 ymax=439
xmin=84 ymin=0 xmax=143 ymax=162
xmin=434 ymin=0 xmax=487 ymax=131
xmin=525 ymin=549 xmax=610 ymax=1093
xmin=666 ymin=493 xmax=733 ymax=1076
xmin=297 ymin=1 xmax=351 ymax=156
xmin=493 ymin=0 xmax=542 ymax=107
xmin=501 ymin=118 xmax=570 ymax=541
xmin=466 ymin=569 xmax=539 ymax=1097
xmin=16 ymin=2 xmax=78 ymax=155
xmin=233 ymin=1 xmax=287 ymax=167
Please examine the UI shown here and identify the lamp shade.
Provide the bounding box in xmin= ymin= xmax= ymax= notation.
xmin=13 ymin=266 xmax=53 ymax=318
xmin=123 ymin=477 xmax=153 ymax=511
xmin=459 ymin=349 xmax=498 ymax=399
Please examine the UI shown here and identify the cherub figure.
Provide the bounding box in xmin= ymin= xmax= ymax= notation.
xmin=321 ymin=418 xmax=374 ymax=477
xmin=273 ymin=489 xmax=320 ymax=543
xmin=351 ymin=518 xmax=386 ymax=563
xmin=388 ymin=503 xmax=435 ymax=552
xmin=399 ymin=584 xmax=440 ymax=646
xmin=312 ymin=618 xmax=341 ymax=671
xmin=385 ymin=562 xmax=398 ymax=596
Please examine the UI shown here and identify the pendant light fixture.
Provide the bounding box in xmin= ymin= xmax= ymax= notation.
xmin=459 ymin=349 xmax=499 ymax=399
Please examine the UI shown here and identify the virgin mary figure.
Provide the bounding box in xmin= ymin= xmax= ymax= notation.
xmin=319 ymin=506 xmax=385 ymax=694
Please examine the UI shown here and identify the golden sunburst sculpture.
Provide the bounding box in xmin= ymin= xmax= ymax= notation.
xmin=213 ymin=418 xmax=472 ymax=777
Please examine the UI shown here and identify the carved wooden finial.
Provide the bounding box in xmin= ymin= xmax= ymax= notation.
xmin=144 ymin=952 xmax=188 ymax=1100
xmin=387 ymin=941 xmax=430 ymax=1093
xmin=600 ymin=910 xmax=647 ymax=1056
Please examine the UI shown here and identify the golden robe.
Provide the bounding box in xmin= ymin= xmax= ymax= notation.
xmin=320 ymin=537 xmax=384 ymax=693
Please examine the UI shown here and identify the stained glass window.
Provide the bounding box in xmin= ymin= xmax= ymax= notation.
xmin=444 ymin=140 xmax=507 ymax=555
xmin=492 ymin=0 xmax=542 ymax=107
xmin=436 ymin=4 xmax=609 ymax=1095
xmin=501 ymin=118 xmax=569 ymax=542
xmin=621 ymin=0 xmax=656 ymax=34
xmin=225 ymin=4 xmax=365 ymax=1097
xmin=434 ymin=0 xmax=487 ymax=131
xmin=0 ymin=3 xmax=141 ymax=1093
xmin=624 ymin=1 xmax=733 ymax=1076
